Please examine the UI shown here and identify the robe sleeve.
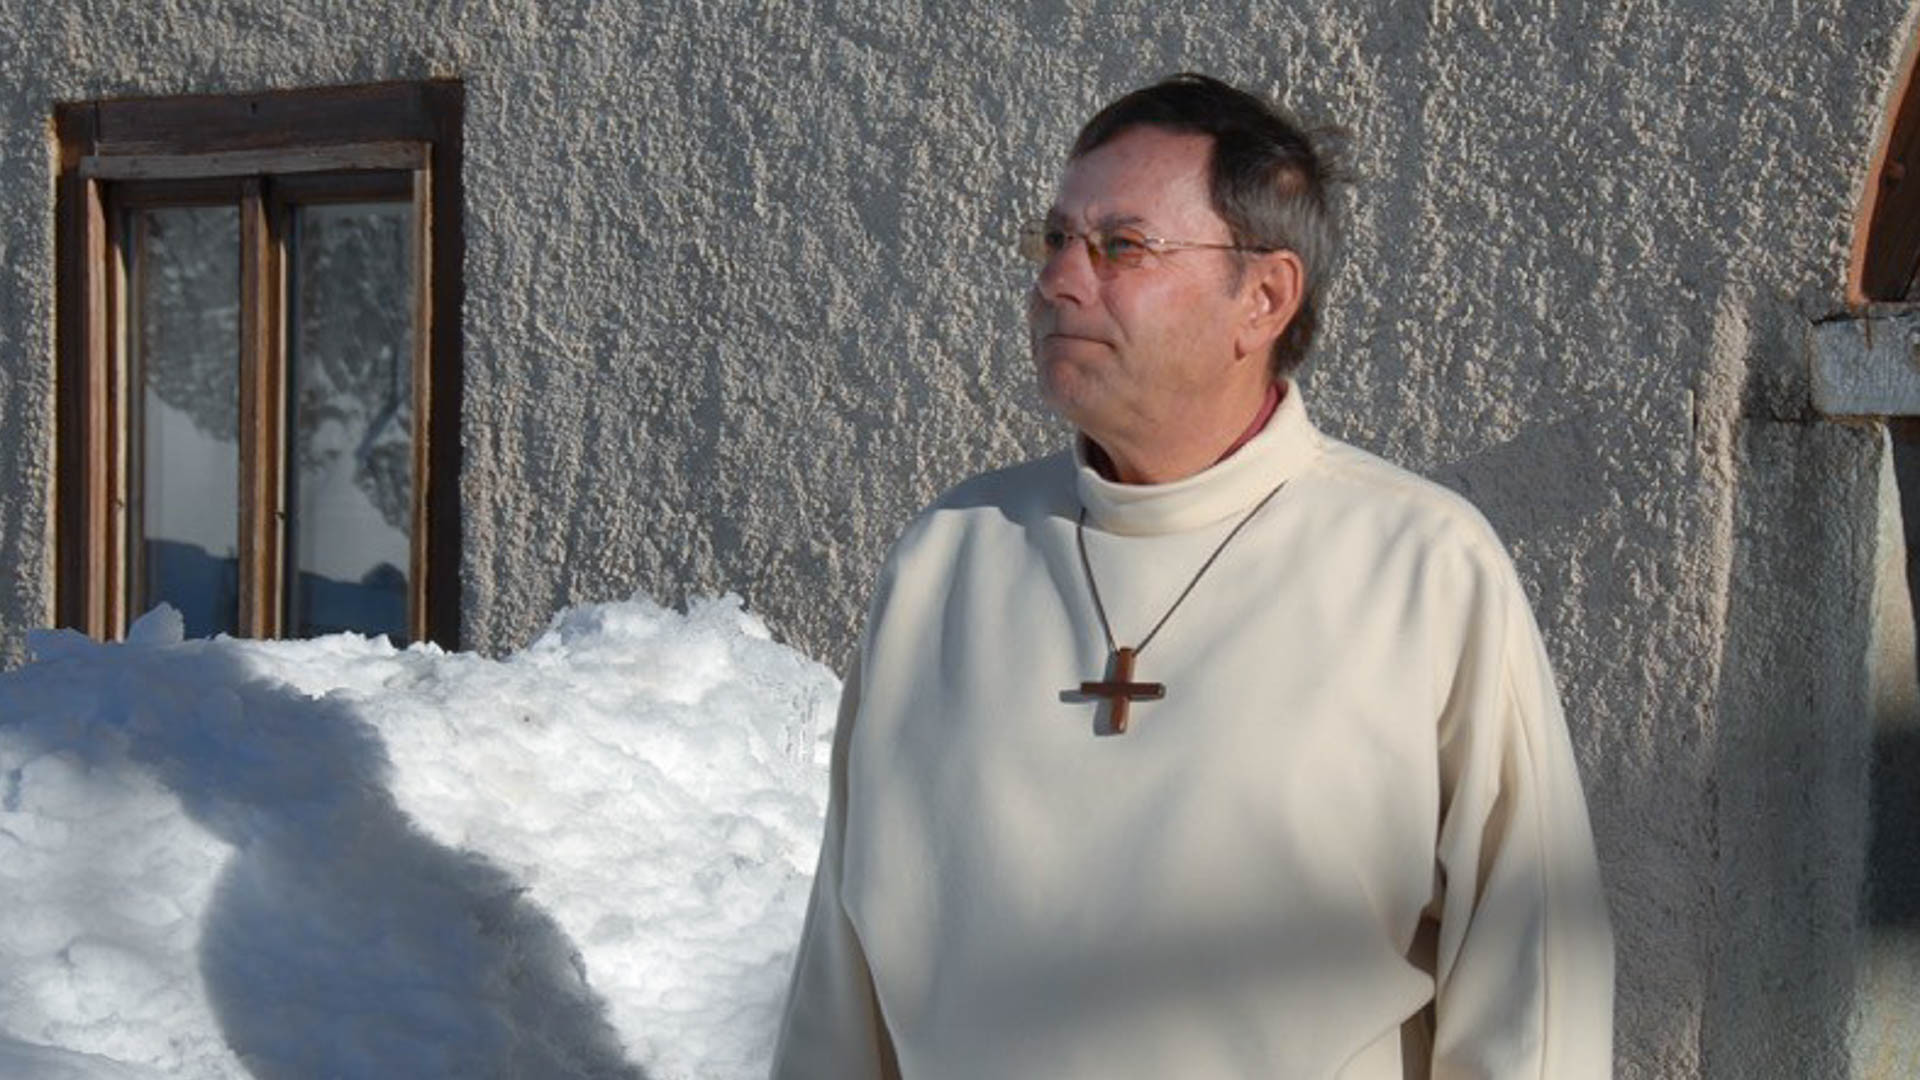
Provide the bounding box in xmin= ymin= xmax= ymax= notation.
xmin=769 ymin=650 xmax=902 ymax=1080
xmin=1428 ymin=541 xmax=1615 ymax=1079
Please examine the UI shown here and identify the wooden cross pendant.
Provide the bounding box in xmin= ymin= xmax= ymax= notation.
xmin=1079 ymin=646 xmax=1166 ymax=734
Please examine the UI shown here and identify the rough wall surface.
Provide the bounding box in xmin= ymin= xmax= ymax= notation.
xmin=1858 ymin=431 xmax=1920 ymax=1080
xmin=0 ymin=0 xmax=1916 ymax=1075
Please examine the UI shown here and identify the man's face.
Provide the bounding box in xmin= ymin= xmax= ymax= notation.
xmin=1028 ymin=127 xmax=1259 ymax=445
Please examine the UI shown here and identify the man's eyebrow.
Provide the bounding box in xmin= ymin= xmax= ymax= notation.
xmin=1043 ymin=209 xmax=1149 ymax=229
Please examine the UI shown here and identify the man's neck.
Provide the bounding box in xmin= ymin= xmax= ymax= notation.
xmin=1088 ymin=381 xmax=1283 ymax=485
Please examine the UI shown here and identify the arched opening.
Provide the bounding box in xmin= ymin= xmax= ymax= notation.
xmin=1854 ymin=35 xmax=1920 ymax=304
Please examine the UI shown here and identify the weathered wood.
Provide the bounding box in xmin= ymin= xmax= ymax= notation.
xmin=91 ymin=82 xmax=439 ymax=155
xmin=270 ymin=171 xmax=413 ymax=205
xmin=87 ymin=181 xmax=114 ymax=637
xmin=107 ymin=177 xmax=244 ymax=208
xmin=53 ymin=111 xmax=118 ymax=638
xmin=235 ymin=180 xmax=284 ymax=638
xmin=423 ymin=81 xmax=465 ymax=650
xmin=103 ymin=195 xmax=126 ymax=638
xmin=409 ymin=164 xmax=433 ymax=646
xmin=82 ymin=141 xmax=428 ymax=181
xmin=264 ymin=194 xmax=289 ymax=637
xmin=53 ymin=107 xmax=95 ymax=634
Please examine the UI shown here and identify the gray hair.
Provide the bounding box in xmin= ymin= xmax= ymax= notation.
xmin=1071 ymin=73 xmax=1348 ymax=376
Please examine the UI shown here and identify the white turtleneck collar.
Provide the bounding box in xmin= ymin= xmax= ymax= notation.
xmin=1072 ymin=380 xmax=1323 ymax=537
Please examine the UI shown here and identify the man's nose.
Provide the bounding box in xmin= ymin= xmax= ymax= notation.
xmin=1034 ymin=236 xmax=1098 ymax=306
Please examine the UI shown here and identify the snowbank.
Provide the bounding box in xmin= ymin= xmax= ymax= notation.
xmin=0 ymin=597 xmax=838 ymax=1080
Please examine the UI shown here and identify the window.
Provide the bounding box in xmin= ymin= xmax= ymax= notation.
xmin=54 ymin=82 xmax=463 ymax=646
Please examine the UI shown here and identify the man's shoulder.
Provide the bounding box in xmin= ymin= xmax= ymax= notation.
xmin=1305 ymin=435 xmax=1511 ymax=562
xmin=857 ymin=451 xmax=1070 ymax=623
xmin=920 ymin=450 xmax=1073 ymax=526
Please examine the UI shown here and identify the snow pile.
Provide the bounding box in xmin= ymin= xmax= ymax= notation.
xmin=0 ymin=596 xmax=838 ymax=1080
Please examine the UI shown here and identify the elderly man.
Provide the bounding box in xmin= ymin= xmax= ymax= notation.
xmin=772 ymin=73 xmax=1613 ymax=1079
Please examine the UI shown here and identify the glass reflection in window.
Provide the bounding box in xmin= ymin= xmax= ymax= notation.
xmin=129 ymin=205 xmax=242 ymax=639
xmin=285 ymin=201 xmax=415 ymax=642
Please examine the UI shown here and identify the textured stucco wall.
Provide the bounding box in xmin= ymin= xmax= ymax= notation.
xmin=2 ymin=0 xmax=1918 ymax=1075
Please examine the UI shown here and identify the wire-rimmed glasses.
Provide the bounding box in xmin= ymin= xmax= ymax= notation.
xmin=1016 ymin=219 xmax=1273 ymax=273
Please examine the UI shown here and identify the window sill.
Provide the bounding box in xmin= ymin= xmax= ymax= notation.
xmin=1813 ymin=308 xmax=1920 ymax=417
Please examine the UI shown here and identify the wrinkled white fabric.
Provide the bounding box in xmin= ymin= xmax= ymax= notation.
xmin=773 ymin=383 xmax=1613 ymax=1080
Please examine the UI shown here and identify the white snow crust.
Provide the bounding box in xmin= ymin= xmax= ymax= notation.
xmin=0 ymin=596 xmax=838 ymax=1080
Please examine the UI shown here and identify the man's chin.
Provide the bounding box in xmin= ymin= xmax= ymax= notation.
xmin=1033 ymin=338 xmax=1113 ymax=392
xmin=1035 ymin=362 xmax=1105 ymax=426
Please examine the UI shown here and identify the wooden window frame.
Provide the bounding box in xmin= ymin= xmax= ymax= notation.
xmin=54 ymin=81 xmax=463 ymax=646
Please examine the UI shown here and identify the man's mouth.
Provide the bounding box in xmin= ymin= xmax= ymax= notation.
xmin=1041 ymin=329 xmax=1109 ymax=346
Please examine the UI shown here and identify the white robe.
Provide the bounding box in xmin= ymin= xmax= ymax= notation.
xmin=772 ymin=383 xmax=1613 ymax=1079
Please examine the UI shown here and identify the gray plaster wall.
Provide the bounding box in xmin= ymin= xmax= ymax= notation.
xmin=2 ymin=0 xmax=1917 ymax=1076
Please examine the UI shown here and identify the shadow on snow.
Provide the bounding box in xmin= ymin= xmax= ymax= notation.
xmin=15 ymin=630 xmax=646 ymax=1080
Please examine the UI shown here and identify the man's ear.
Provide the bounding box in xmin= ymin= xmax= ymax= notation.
xmin=1235 ymin=249 xmax=1306 ymax=361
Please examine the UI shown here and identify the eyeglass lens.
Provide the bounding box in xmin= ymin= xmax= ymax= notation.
xmin=1017 ymin=223 xmax=1150 ymax=269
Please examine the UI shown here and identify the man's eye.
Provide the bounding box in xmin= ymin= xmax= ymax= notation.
xmin=1043 ymin=229 xmax=1072 ymax=253
xmin=1101 ymin=233 xmax=1149 ymax=261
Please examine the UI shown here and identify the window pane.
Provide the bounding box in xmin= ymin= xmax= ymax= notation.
xmin=130 ymin=205 xmax=241 ymax=639
xmin=286 ymin=201 xmax=414 ymax=642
